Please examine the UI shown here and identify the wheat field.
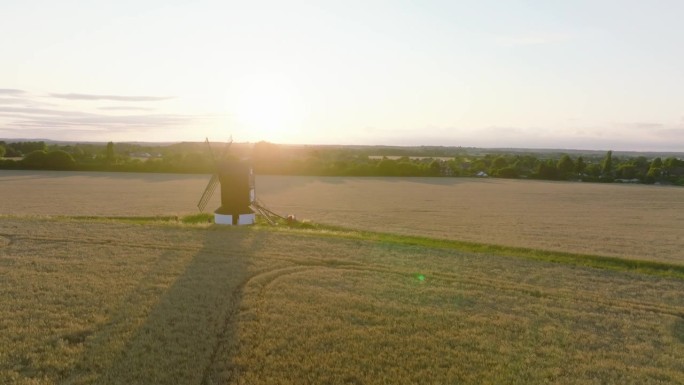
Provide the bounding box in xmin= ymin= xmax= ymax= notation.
xmin=1 ymin=170 xmax=682 ymax=262
xmin=1 ymin=217 xmax=683 ymax=384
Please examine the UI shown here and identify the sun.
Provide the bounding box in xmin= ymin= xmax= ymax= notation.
xmin=234 ymin=75 xmax=306 ymax=142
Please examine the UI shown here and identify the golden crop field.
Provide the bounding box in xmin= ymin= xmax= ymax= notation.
xmin=1 ymin=217 xmax=684 ymax=385
xmin=1 ymin=170 xmax=683 ymax=263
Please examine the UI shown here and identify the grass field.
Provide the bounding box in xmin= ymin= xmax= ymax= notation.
xmin=1 ymin=217 xmax=684 ymax=384
xmin=1 ymin=170 xmax=682 ymax=262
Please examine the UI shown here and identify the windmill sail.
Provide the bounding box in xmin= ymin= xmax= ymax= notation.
xmin=198 ymin=137 xmax=279 ymax=225
xmin=197 ymin=174 xmax=219 ymax=212
xmin=197 ymin=137 xmax=232 ymax=212
xmin=206 ymin=137 xmax=232 ymax=165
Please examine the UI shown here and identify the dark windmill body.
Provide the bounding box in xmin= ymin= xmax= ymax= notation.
xmin=214 ymin=157 xmax=256 ymax=225
xmin=197 ymin=139 xmax=256 ymax=225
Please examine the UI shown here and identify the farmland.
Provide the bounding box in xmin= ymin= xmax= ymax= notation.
xmin=1 ymin=170 xmax=682 ymax=262
xmin=2 ymin=170 xmax=684 ymax=384
xmin=1 ymin=217 xmax=684 ymax=384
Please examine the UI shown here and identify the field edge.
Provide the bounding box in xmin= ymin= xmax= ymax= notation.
xmin=3 ymin=213 xmax=683 ymax=281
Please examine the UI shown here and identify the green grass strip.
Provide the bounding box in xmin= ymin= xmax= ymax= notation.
xmin=54 ymin=213 xmax=215 ymax=225
xmin=260 ymin=220 xmax=684 ymax=280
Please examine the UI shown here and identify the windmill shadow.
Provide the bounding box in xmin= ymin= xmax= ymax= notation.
xmin=69 ymin=228 xmax=269 ymax=385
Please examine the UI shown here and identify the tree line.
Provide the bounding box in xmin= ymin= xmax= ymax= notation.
xmin=1 ymin=140 xmax=683 ymax=186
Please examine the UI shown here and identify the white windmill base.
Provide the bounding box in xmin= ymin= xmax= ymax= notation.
xmin=214 ymin=212 xmax=256 ymax=225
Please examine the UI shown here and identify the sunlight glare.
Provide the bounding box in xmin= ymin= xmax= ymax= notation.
xmin=234 ymin=75 xmax=306 ymax=142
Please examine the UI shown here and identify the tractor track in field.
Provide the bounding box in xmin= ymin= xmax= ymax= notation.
xmin=440 ymin=271 xmax=684 ymax=319
xmin=8 ymin=231 xmax=684 ymax=322
xmin=6 ymin=231 xmax=684 ymax=320
xmin=5 ymin=228 xmax=684 ymax=384
xmin=0 ymin=235 xmax=11 ymax=247
xmin=336 ymin=263 xmax=684 ymax=319
xmin=245 ymin=261 xmax=684 ymax=322
xmin=200 ymin=264 xmax=318 ymax=385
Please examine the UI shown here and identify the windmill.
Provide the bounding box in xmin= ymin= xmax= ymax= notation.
xmin=197 ymin=138 xmax=283 ymax=225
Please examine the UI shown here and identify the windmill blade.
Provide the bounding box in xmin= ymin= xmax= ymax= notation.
xmin=217 ymin=136 xmax=233 ymax=162
xmin=205 ymin=137 xmax=233 ymax=168
xmin=205 ymin=138 xmax=218 ymax=167
xmin=197 ymin=174 xmax=220 ymax=212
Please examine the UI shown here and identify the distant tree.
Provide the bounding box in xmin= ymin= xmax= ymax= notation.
xmin=0 ymin=157 xmax=18 ymax=169
xmin=585 ymin=163 xmax=601 ymax=179
xmin=428 ymin=160 xmax=442 ymax=176
xmin=616 ymin=164 xmax=637 ymax=179
xmin=663 ymin=157 xmax=684 ymax=169
xmin=70 ymin=145 xmax=85 ymax=160
xmin=602 ymin=150 xmax=613 ymax=177
xmin=105 ymin=141 xmax=115 ymax=164
xmin=4 ymin=146 xmax=21 ymax=157
xmin=396 ymin=160 xmax=420 ymax=176
xmin=650 ymin=157 xmax=663 ymax=169
xmin=0 ymin=144 xmax=5 ymax=158
xmin=377 ymin=158 xmax=398 ymax=176
xmin=632 ymin=156 xmax=649 ymax=169
xmin=471 ymin=159 xmax=488 ymax=175
xmin=10 ymin=141 xmax=46 ymax=155
xmin=495 ymin=166 xmax=518 ymax=179
xmin=536 ymin=160 xmax=559 ymax=180
xmin=492 ymin=156 xmax=508 ymax=169
xmin=180 ymin=152 xmax=211 ymax=173
xmin=557 ymin=155 xmax=575 ymax=178
xmin=575 ymin=156 xmax=586 ymax=174
xmin=645 ymin=167 xmax=662 ymax=184
xmin=517 ymin=155 xmax=539 ymax=170
xmin=21 ymin=150 xmax=48 ymax=169
xmin=45 ymin=150 xmax=76 ymax=170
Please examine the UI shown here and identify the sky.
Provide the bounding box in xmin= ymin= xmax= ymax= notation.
xmin=1 ymin=0 xmax=684 ymax=151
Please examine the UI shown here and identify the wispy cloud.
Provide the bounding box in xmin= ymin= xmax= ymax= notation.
xmin=0 ymin=106 xmax=100 ymax=117
xmin=98 ymin=106 xmax=155 ymax=111
xmin=0 ymin=92 xmax=214 ymax=141
xmin=0 ymin=106 xmax=199 ymax=128
xmin=0 ymin=97 xmax=34 ymax=105
xmin=0 ymin=88 xmax=26 ymax=95
xmin=629 ymin=122 xmax=665 ymax=130
xmin=50 ymin=93 xmax=174 ymax=102
xmin=656 ymin=128 xmax=684 ymax=138
xmin=6 ymin=114 xmax=196 ymax=128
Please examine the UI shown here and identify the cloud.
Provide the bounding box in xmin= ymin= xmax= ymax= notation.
xmin=655 ymin=128 xmax=684 ymax=139
xmin=1 ymin=112 xmax=198 ymax=129
xmin=0 ymin=91 xmax=55 ymax=107
xmin=49 ymin=93 xmax=174 ymax=102
xmin=0 ymin=89 xmax=214 ymax=141
xmin=0 ymin=88 xmax=26 ymax=95
xmin=0 ymin=97 xmax=34 ymax=105
xmin=98 ymin=106 xmax=155 ymax=111
xmin=0 ymin=106 xmax=101 ymax=117
xmin=624 ymin=122 xmax=665 ymax=130
xmin=0 ymin=103 xmax=213 ymax=141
